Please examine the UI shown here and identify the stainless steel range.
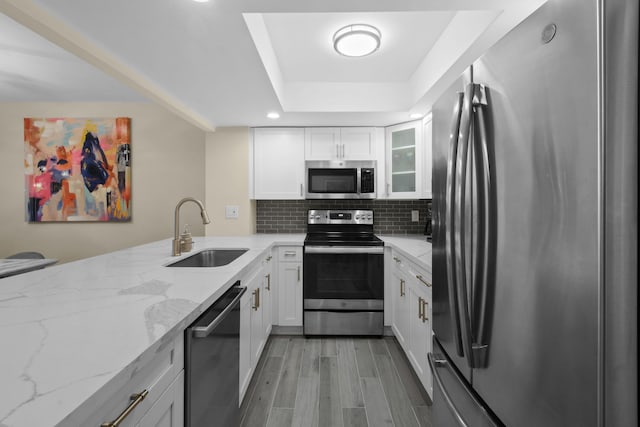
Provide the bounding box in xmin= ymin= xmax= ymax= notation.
xmin=303 ymin=209 xmax=384 ymax=336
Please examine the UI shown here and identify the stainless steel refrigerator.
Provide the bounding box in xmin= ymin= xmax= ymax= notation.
xmin=430 ymin=0 xmax=638 ymax=425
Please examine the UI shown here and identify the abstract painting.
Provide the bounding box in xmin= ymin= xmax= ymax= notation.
xmin=24 ymin=117 xmax=131 ymax=222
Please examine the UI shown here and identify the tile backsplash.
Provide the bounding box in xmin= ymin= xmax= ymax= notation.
xmin=256 ymin=199 xmax=432 ymax=235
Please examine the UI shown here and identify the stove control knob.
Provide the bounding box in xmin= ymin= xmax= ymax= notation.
xmin=315 ymin=215 xmax=321 ymax=220
xmin=355 ymin=215 xmax=360 ymax=220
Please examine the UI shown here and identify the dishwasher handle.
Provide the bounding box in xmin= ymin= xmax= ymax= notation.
xmin=192 ymin=286 xmax=246 ymax=338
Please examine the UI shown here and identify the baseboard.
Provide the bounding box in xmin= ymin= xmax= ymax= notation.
xmin=271 ymin=325 xmax=303 ymax=335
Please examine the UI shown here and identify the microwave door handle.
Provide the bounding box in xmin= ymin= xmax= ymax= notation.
xmin=446 ymin=91 xmax=465 ymax=358
xmin=455 ymin=82 xmax=477 ymax=368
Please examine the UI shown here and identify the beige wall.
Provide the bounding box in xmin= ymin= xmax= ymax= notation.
xmin=205 ymin=127 xmax=255 ymax=235
xmin=0 ymin=102 xmax=206 ymax=263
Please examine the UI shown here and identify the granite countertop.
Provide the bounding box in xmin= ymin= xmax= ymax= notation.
xmin=0 ymin=233 xmax=430 ymax=427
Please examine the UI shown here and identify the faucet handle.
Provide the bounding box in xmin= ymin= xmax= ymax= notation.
xmin=180 ymin=224 xmax=193 ymax=252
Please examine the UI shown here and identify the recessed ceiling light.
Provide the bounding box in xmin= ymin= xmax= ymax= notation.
xmin=333 ymin=24 xmax=381 ymax=57
xmin=267 ymin=112 xmax=280 ymax=119
xmin=409 ymin=113 xmax=423 ymax=119
xmin=192 ymin=0 xmax=209 ymax=2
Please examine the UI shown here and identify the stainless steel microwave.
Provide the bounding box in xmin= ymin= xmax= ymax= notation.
xmin=305 ymin=160 xmax=376 ymax=199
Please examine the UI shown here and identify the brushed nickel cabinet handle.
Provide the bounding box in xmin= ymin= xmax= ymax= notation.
xmin=284 ymin=251 xmax=297 ymax=257
xmin=400 ymin=279 xmax=405 ymax=296
xmin=101 ymin=390 xmax=149 ymax=427
xmin=416 ymin=274 xmax=432 ymax=287
xmin=297 ymin=266 xmax=301 ymax=282
xmin=393 ymin=256 xmax=401 ymax=263
xmin=424 ymin=301 xmax=429 ymax=322
xmin=266 ymin=273 xmax=271 ymax=291
xmin=252 ymin=289 xmax=259 ymax=311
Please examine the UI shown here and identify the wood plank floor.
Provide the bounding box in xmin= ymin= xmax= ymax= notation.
xmin=240 ymin=336 xmax=432 ymax=427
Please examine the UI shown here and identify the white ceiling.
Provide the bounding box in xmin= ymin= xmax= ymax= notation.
xmin=0 ymin=0 xmax=546 ymax=129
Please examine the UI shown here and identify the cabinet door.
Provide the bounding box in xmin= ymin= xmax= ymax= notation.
xmin=277 ymin=261 xmax=302 ymax=326
xmin=248 ymin=274 xmax=264 ymax=368
xmin=253 ymin=128 xmax=305 ymax=199
xmin=385 ymin=120 xmax=423 ymax=199
xmin=136 ymin=371 xmax=184 ymax=427
xmin=305 ymin=128 xmax=341 ymax=160
xmin=239 ymin=290 xmax=252 ymax=402
xmin=391 ymin=269 xmax=410 ymax=350
xmin=262 ymin=268 xmax=273 ymax=338
xmin=340 ymin=127 xmax=377 ymax=160
xmin=408 ymin=282 xmax=431 ymax=387
xmin=422 ymin=115 xmax=433 ymax=199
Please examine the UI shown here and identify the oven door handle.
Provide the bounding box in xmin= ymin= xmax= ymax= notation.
xmin=304 ymin=246 xmax=384 ymax=255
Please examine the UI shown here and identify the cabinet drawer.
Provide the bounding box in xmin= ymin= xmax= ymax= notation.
xmin=278 ymin=246 xmax=302 ymax=262
xmin=82 ymin=334 xmax=184 ymax=427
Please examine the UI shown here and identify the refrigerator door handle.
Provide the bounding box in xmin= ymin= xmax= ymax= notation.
xmin=471 ymin=85 xmax=494 ymax=368
xmin=428 ymin=353 xmax=470 ymax=427
xmin=454 ymin=83 xmax=476 ymax=368
xmin=445 ymin=91 xmax=465 ymax=357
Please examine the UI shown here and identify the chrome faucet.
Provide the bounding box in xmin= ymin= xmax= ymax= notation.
xmin=173 ymin=197 xmax=211 ymax=256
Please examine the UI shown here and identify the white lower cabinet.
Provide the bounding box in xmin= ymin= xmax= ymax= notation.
xmin=136 ymin=371 xmax=184 ymax=427
xmin=262 ymin=251 xmax=274 ymax=338
xmin=389 ymin=250 xmax=433 ymax=398
xmin=408 ymin=278 xmax=432 ymax=395
xmin=240 ymin=264 xmax=267 ymax=402
xmin=84 ymin=334 xmax=184 ymax=427
xmin=277 ymin=247 xmax=303 ymax=326
xmin=391 ymin=269 xmax=410 ymax=348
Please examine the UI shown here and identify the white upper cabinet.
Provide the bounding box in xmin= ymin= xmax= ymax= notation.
xmin=384 ymin=117 xmax=431 ymax=199
xmin=305 ymin=127 xmax=378 ymax=161
xmin=422 ymin=115 xmax=433 ymax=199
xmin=252 ymin=128 xmax=305 ymax=200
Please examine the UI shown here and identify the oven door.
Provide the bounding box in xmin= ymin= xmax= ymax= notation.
xmin=303 ymin=246 xmax=384 ymax=309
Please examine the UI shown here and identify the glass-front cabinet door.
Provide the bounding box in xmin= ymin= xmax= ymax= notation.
xmin=385 ymin=120 xmax=424 ymax=198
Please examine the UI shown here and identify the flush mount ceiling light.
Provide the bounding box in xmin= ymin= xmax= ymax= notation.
xmin=267 ymin=112 xmax=280 ymax=119
xmin=333 ymin=24 xmax=381 ymax=57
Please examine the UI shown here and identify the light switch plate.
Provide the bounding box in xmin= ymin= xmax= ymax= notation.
xmin=411 ymin=210 xmax=419 ymax=222
xmin=225 ymin=206 xmax=239 ymax=219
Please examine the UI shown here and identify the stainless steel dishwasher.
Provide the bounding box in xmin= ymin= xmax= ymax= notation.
xmin=185 ymin=281 xmax=246 ymax=427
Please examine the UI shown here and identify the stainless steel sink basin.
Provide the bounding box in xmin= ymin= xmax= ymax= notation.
xmin=166 ymin=248 xmax=249 ymax=267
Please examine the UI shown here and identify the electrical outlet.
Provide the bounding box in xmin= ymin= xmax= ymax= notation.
xmin=411 ymin=210 xmax=419 ymax=222
xmin=225 ymin=206 xmax=239 ymax=219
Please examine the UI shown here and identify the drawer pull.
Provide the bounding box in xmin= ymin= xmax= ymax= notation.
xmin=266 ymin=273 xmax=271 ymax=291
xmin=416 ymin=274 xmax=431 ymax=287
xmin=284 ymin=251 xmax=297 ymax=257
xmin=101 ymin=389 xmax=149 ymax=427
xmin=393 ymin=256 xmax=401 ymax=263
xmin=418 ymin=297 xmax=423 ymax=320
xmin=400 ymin=279 xmax=405 ymax=297
xmin=266 ymin=255 xmax=272 ymax=261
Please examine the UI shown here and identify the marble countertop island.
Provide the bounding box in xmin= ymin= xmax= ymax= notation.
xmin=0 ymin=233 xmax=430 ymax=427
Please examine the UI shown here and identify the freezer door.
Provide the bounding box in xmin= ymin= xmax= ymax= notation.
xmin=430 ymin=338 xmax=501 ymax=427
xmin=432 ymin=69 xmax=473 ymax=381
xmin=469 ymin=0 xmax=600 ymax=425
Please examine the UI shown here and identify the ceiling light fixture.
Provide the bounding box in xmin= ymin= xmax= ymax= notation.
xmin=192 ymin=0 xmax=209 ymax=3
xmin=267 ymin=112 xmax=280 ymax=119
xmin=333 ymin=24 xmax=381 ymax=57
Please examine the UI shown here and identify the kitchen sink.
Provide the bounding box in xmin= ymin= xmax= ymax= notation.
xmin=166 ymin=248 xmax=249 ymax=267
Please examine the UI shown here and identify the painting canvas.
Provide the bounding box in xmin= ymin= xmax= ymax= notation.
xmin=24 ymin=117 xmax=131 ymax=222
